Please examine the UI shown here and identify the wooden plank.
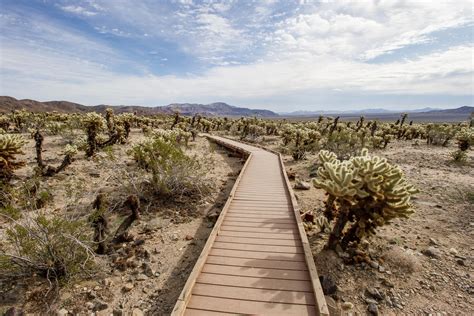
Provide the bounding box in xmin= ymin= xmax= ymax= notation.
xmin=224 ymin=213 xmax=294 ymax=219
xmin=217 ymin=230 xmax=301 ymax=240
xmin=233 ymin=197 xmax=289 ymax=202
xmin=229 ymin=205 xmax=291 ymax=209
xmin=209 ymin=249 xmax=305 ymax=261
xmin=216 ymin=236 xmax=300 ymax=246
xmin=228 ymin=206 xmax=292 ymax=211
xmin=221 ymin=217 xmax=295 ymax=224
xmin=206 ymin=255 xmax=307 ymax=270
xmin=213 ymin=241 xmax=304 ymax=254
xmin=184 ymin=309 xmax=235 ymax=316
xmin=220 ymin=225 xmax=299 ymax=234
xmin=197 ymin=273 xmax=313 ymax=292
xmin=222 ymin=220 xmax=295 ymax=229
xmin=202 ymin=264 xmax=310 ymax=281
xmin=192 ymin=283 xmax=315 ymax=305
xmin=187 ymin=295 xmax=316 ymax=315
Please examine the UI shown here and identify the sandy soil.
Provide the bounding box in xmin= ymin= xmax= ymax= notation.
xmin=0 ymin=130 xmax=243 ymax=315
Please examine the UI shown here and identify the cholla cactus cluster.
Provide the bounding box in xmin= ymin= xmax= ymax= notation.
xmin=81 ymin=112 xmax=106 ymax=157
xmin=451 ymin=127 xmax=473 ymax=162
xmin=0 ymin=115 xmax=9 ymax=131
xmin=313 ymin=148 xmax=418 ymax=250
xmin=0 ymin=134 xmax=25 ymax=182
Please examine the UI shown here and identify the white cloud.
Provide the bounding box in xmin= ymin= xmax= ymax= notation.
xmin=60 ymin=5 xmax=98 ymax=16
xmin=270 ymin=0 xmax=473 ymax=61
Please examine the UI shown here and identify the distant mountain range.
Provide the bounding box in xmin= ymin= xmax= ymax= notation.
xmin=279 ymin=106 xmax=472 ymax=116
xmin=0 ymin=96 xmax=277 ymax=117
xmin=0 ymin=96 xmax=471 ymax=121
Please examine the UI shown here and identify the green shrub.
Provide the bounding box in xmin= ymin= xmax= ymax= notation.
xmin=129 ymin=137 xmax=209 ymax=198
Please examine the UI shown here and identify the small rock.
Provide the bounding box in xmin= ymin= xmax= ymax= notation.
xmin=370 ymin=261 xmax=379 ymax=269
xmin=206 ymin=209 xmax=220 ymax=221
xmin=449 ymin=248 xmax=458 ymax=255
xmin=366 ymin=287 xmax=384 ymax=301
xmin=122 ymin=283 xmax=134 ymax=292
xmin=319 ymin=275 xmax=337 ymax=295
xmin=57 ymin=309 xmax=69 ymax=316
xmin=341 ymin=302 xmax=354 ymax=310
xmin=378 ymin=266 xmax=385 ymax=273
xmin=142 ymin=262 xmax=156 ymax=277
xmin=368 ymin=303 xmax=379 ymax=315
xmin=144 ymin=218 xmax=163 ymax=232
xmin=132 ymin=308 xmax=144 ymax=316
xmin=429 ymin=238 xmax=438 ymax=246
xmin=456 ymin=259 xmax=465 ymax=266
xmin=365 ymin=298 xmax=377 ymax=305
xmin=423 ymin=246 xmax=442 ymax=259
xmin=294 ymin=179 xmax=311 ymax=190
xmin=136 ymin=274 xmax=148 ymax=281
xmin=85 ymin=302 xmax=95 ymax=310
xmin=94 ymin=300 xmax=108 ymax=311
xmin=185 ymin=235 xmax=194 ymax=240
xmin=171 ymin=233 xmax=179 ymax=241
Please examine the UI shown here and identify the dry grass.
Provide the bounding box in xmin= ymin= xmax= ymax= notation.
xmin=381 ymin=246 xmax=421 ymax=274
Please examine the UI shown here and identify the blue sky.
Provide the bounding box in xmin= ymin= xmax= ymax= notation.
xmin=0 ymin=0 xmax=472 ymax=111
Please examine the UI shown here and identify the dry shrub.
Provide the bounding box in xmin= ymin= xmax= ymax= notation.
xmin=381 ymin=246 xmax=421 ymax=274
xmin=0 ymin=213 xmax=95 ymax=284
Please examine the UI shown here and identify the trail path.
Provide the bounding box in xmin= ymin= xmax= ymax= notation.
xmin=172 ymin=136 xmax=328 ymax=315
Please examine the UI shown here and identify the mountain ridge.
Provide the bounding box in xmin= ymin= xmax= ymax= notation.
xmin=1 ymin=96 xmax=471 ymax=119
xmin=0 ymin=96 xmax=278 ymax=117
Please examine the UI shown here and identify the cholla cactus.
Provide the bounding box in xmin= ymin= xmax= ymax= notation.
xmin=451 ymin=127 xmax=473 ymax=162
xmin=313 ymin=148 xmax=418 ymax=251
xmin=0 ymin=134 xmax=25 ymax=182
xmin=105 ymin=108 xmax=115 ymax=135
xmin=34 ymin=129 xmax=78 ymax=176
xmin=455 ymin=127 xmax=473 ymax=151
xmin=0 ymin=115 xmax=9 ymax=131
xmin=82 ymin=112 xmax=106 ymax=157
xmin=116 ymin=113 xmax=134 ymax=140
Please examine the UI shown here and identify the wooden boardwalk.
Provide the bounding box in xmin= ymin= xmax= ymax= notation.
xmin=172 ymin=136 xmax=329 ymax=316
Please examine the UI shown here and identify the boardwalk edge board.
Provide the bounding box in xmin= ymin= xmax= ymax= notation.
xmin=171 ymin=134 xmax=329 ymax=316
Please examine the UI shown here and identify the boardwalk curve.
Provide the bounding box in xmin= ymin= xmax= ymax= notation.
xmin=172 ymin=136 xmax=329 ymax=316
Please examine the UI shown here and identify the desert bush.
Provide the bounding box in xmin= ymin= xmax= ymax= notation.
xmin=0 ymin=134 xmax=25 ymax=183
xmin=129 ymin=137 xmax=209 ymax=198
xmin=381 ymin=246 xmax=421 ymax=273
xmin=0 ymin=214 xmax=95 ymax=283
xmin=313 ymin=148 xmax=418 ymax=251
